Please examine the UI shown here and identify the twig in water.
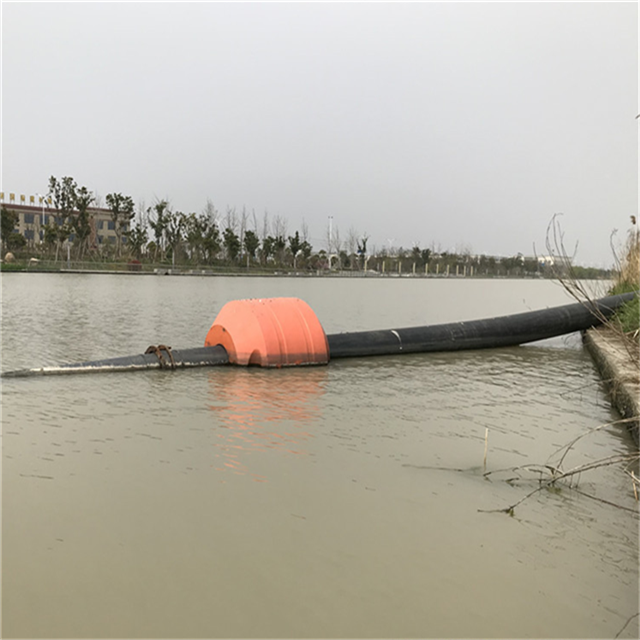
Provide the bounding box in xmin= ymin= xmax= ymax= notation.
xmin=571 ymin=487 xmax=639 ymax=514
xmin=479 ymin=453 xmax=639 ymax=515
xmin=548 ymin=417 xmax=635 ymax=471
xmin=483 ymin=463 xmax=560 ymax=480
xmin=614 ymin=612 xmax=639 ymax=639
xmin=626 ymin=470 xmax=639 ymax=501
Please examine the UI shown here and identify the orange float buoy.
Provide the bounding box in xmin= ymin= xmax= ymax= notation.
xmin=204 ymin=297 xmax=329 ymax=367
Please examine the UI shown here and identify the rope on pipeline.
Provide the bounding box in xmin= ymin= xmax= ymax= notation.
xmin=145 ymin=345 xmax=176 ymax=370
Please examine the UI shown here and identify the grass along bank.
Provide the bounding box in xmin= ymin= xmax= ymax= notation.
xmin=609 ymin=220 xmax=640 ymax=339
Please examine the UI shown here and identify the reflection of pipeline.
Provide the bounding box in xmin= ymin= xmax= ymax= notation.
xmin=2 ymin=292 xmax=635 ymax=377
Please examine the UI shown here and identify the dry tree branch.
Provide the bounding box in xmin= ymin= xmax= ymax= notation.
xmin=483 ymin=463 xmax=561 ymax=481
xmin=479 ymin=453 xmax=640 ymax=516
xmin=625 ymin=470 xmax=639 ymax=501
xmin=610 ymin=229 xmax=622 ymax=276
xmin=546 ymin=214 xmax=639 ymax=364
xmin=545 ymin=214 xmax=609 ymax=321
xmin=548 ymin=417 xmax=637 ymax=470
xmin=571 ymin=487 xmax=638 ymax=513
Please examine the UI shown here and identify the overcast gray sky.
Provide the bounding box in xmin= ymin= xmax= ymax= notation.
xmin=2 ymin=2 xmax=637 ymax=266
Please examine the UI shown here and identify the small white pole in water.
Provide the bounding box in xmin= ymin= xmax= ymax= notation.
xmin=483 ymin=428 xmax=489 ymax=472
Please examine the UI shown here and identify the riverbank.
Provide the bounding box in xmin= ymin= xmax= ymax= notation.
xmin=583 ymin=326 xmax=639 ymax=447
xmin=0 ymin=253 xmax=615 ymax=280
xmin=0 ymin=262 xmax=613 ymax=281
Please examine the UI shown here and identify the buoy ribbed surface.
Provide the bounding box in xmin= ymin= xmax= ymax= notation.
xmin=204 ymin=297 xmax=329 ymax=367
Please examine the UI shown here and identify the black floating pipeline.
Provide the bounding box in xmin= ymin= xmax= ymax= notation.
xmin=2 ymin=292 xmax=636 ymax=378
xmin=326 ymin=292 xmax=637 ymax=358
xmin=3 ymin=346 xmax=229 ymax=378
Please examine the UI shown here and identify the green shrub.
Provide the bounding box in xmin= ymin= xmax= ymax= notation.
xmin=614 ymin=298 xmax=639 ymax=335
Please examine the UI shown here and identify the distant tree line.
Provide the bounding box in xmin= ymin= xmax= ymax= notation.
xmin=0 ymin=175 xmax=613 ymax=279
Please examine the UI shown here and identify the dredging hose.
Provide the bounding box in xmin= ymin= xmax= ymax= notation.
xmin=2 ymin=291 xmax=636 ymax=378
xmin=326 ymin=292 xmax=637 ymax=358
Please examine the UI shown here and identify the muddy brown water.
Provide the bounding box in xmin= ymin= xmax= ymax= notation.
xmin=2 ymin=274 xmax=638 ymax=638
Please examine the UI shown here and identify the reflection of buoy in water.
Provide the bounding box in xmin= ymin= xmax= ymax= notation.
xmin=2 ymin=292 xmax=637 ymax=377
xmin=207 ymin=366 xmax=327 ymax=481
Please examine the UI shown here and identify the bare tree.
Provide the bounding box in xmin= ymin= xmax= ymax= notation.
xmin=224 ymin=206 xmax=238 ymax=234
xmin=137 ymin=199 xmax=147 ymax=224
xmin=333 ymin=225 xmax=342 ymax=254
xmin=346 ymin=226 xmax=358 ymax=256
xmin=261 ymin=210 xmax=270 ymax=241
xmin=203 ymin=199 xmax=219 ymax=228
xmin=239 ymin=206 xmax=248 ymax=250
xmin=455 ymin=242 xmax=473 ymax=258
xmin=272 ymin=214 xmax=287 ymax=240
xmin=326 ymin=217 xmax=341 ymax=254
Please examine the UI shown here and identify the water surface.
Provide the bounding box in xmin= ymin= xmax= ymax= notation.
xmin=2 ymin=274 xmax=637 ymax=638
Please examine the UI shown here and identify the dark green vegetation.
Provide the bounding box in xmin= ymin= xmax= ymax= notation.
xmin=609 ymin=281 xmax=639 ymax=337
xmin=0 ymin=207 xmax=26 ymax=252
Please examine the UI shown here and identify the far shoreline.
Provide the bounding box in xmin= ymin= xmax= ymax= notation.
xmin=0 ymin=265 xmax=614 ymax=282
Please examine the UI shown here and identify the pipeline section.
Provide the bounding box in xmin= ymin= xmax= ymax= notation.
xmin=2 ymin=292 xmax=635 ymax=377
xmin=3 ymin=345 xmax=229 ymax=378
xmin=326 ymin=293 xmax=635 ymax=358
